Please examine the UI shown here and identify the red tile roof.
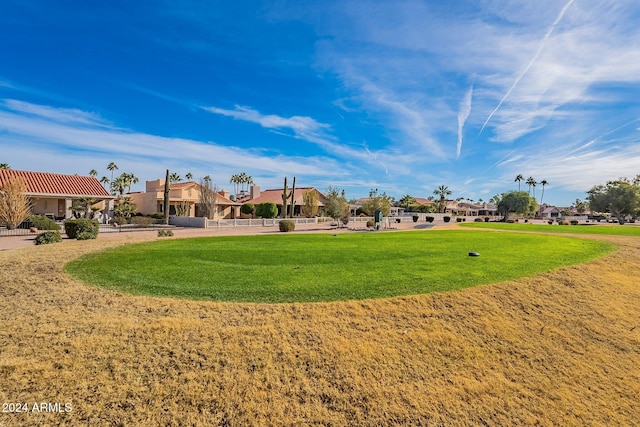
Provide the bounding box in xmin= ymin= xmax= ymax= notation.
xmin=0 ymin=169 xmax=113 ymax=198
xmin=249 ymin=187 xmax=325 ymax=207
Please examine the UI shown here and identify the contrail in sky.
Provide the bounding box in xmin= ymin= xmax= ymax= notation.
xmin=477 ymin=0 xmax=575 ymax=137
xmin=457 ymin=84 xmax=473 ymax=159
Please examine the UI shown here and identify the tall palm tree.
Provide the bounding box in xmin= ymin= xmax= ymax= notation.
xmin=99 ymin=176 xmax=110 ymax=188
xmin=89 ymin=169 xmax=98 ymax=177
xmin=122 ymin=172 xmax=139 ymax=193
xmin=526 ymin=177 xmax=537 ymax=198
xmin=107 ymin=162 xmax=118 ymax=183
xmin=514 ymin=174 xmax=524 ymax=191
xmin=0 ymin=163 xmax=10 ymax=169
xmin=229 ymin=174 xmax=238 ymax=196
xmin=169 ymin=173 xmax=181 ymax=183
xmin=185 ymin=172 xmax=193 ymax=181
xmin=433 ymin=185 xmax=452 ymax=213
xmin=239 ymin=172 xmax=248 ymax=193
xmin=539 ymin=179 xmax=548 ymax=206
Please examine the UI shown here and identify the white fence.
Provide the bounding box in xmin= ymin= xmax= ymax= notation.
xmin=206 ymin=217 xmax=330 ymax=229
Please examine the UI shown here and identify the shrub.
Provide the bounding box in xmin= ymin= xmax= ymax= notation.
xmin=241 ymin=203 xmax=255 ymax=216
xmin=412 ymin=215 xmax=419 ymax=222
xmin=64 ymin=219 xmax=99 ymax=240
xmin=484 ymin=217 xmax=490 ymax=222
xmin=148 ymin=212 xmax=164 ymax=219
xmin=28 ymin=215 xmax=61 ymax=231
xmin=366 ymin=220 xmax=374 ymax=228
xmin=34 ymin=231 xmax=62 ymax=245
xmin=256 ymin=202 xmax=278 ymax=219
xmin=443 ymin=216 xmax=451 ymax=223
xmin=570 ymin=220 xmax=579 ymax=225
xmin=561 ymin=221 xmax=570 ymax=226
xmin=425 ymin=216 xmax=434 ymax=223
xmin=112 ymin=216 xmax=128 ymax=225
xmin=396 ymin=218 xmax=401 ymax=223
xmin=157 ymin=229 xmax=174 ymax=237
xmin=474 ymin=217 xmax=483 ymax=222
xmin=506 ymin=219 xmax=515 ymax=223
xmin=548 ymin=220 xmax=553 ymax=224
xmin=456 ymin=217 xmax=463 ymax=223
xmin=279 ymin=220 xmax=295 ymax=232
xmin=130 ymin=216 xmax=156 ymax=227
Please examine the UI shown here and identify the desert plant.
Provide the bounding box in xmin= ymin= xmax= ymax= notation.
xmin=548 ymin=220 xmax=553 ymax=224
xmin=474 ymin=217 xmax=484 ymax=222
xmin=412 ymin=215 xmax=419 ymax=222
xmin=34 ymin=231 xmax=62 ymax=245
xmin=570 ymin=220 xmax=579 ymax=225
xmin=443 ymin=216 xmax=451 ymax=223
xmin=425 ymin=216 xmax=434 ymax=223
xmin=157 ymin=229 xmax=174 ymax=237
xmin=176 ymin=200 xmax=190 ymax=216
xmin=28 ymin=215 xmax=61 ymax=231
xmin=366 ymin=220 xmax=374 ymax=228
xmin=279 ymin=220 xmax=295 ymax=232
xmin=484 ymin=217 xmax=490 ymax=222
xmin=64 ymin=219 xmax=99 ymax=240
xmin=301 ymin=190 xmax=319 ymax=218
xmin=0 ymin=176 xmax=32 ymax=229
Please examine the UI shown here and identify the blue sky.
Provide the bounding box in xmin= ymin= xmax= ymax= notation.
xmin=1 ymin=0 xmax=640 ymax=206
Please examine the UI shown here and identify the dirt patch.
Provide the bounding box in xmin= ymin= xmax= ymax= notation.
xmin=0 ymin=230 xmax=638 ymax=425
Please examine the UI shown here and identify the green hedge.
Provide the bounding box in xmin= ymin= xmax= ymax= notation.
xmin=28 ymin=215 xmax=61 ymax=231
xmin=278 ymin=220 xmax=295 ymax=232
xmin=34 ymin=231 xmax=62 ymax=245
xmin=64 ymin=219 xmax=99 ymax=240
xmin=256 ymin=202 xmax=278 ymax=219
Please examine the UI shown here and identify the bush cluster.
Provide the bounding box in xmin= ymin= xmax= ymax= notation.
xmin=157 ymin=229 xmax=174 ymax=237
xmin=34 ymin=231 xmax=62 ymax=245
xmin=443 ymin=216 xmax=451 ymax=223
xmin=64 ymin=219 xmax=99 ymax=240
xmin=256 ymin=202 xmax=278 ymax=219
xmin=456 ymin=217 xmax=467 ymax=223
xmin=366 ymin=220 xmax=375 ymax=228
xmin=474 ymin=217 xmax=484 ymax=222
xmin=425 ymin=216 xmax=434 ymax=223
xmin=279 ymin=220 xmax=295 ymax=232
xmin=412 ymin=215 xmax=419 ymax=222
xmin=130 ymin=216 xmax=156 ymax=227
xmin=28 ymin=215 xmax=61 ymax=231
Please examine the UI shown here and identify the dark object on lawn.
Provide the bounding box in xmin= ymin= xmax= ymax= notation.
xmin=468 ymin=252 xmax=480 ymax=257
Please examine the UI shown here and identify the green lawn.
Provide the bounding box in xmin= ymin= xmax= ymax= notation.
xmin=461 ymin=222 xmax=640 ymax=236
xmin=65 ymin=231 xmax=616 ymax=303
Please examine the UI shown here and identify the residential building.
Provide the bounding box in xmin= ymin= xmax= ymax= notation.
xmin=0 ymin=169 xmax=114 ymax=220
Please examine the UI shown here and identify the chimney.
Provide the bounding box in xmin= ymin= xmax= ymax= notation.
xmin=221 ymin=190 xmax=230 ymax=199
xmin=250 ymin=185 xmax=260 ymax=199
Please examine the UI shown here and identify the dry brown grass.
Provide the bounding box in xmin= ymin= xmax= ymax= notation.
xmin=0 ymin=233 xmax=639 ymax=426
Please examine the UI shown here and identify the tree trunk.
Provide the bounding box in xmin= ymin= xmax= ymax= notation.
xmin=164 ymin=169 xmax=170 ymax=225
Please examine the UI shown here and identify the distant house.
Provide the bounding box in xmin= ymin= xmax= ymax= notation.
xmin=540 ymin=206 xmax=562 ymax=218
xmin=129 ymin=179 xmax=239 ymax=219
xmin=0 ymin=169 xmax=114 ymax=220
xmin=245 ymin=186 xmax=326 ymax=216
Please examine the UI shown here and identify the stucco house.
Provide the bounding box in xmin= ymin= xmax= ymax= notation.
xmin=129 ymin=179 xmax=240 ymax=219
xmin=0 ymin=169 xmax=114 ymax=220
xmin=243 ymin=185 xmax=326 ymax=216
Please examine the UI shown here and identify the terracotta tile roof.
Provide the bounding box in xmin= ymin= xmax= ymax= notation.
xmin=413 ymin=198 xmax=433 ymax=205
xmin=0 ymin=169 xmax=113 ymax=198
xmin=249 ymin=187 xmax=325 ymax=207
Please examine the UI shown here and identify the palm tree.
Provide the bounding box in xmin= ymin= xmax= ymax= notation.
xmin=514 ymin=174 xmax=524 ymax=191
xmin=89 ymin=169 xmax=98 ymax=177
xmin=100 ymin=176 xmax=110 ymax=188
xmin=107 ymin=162 xmax=118 ymax=183
xmin=239 ymin=172 xmax=248 ymax=193
xmin=0 ymin=163 xmax=10 ymax=169
xmin=526 ymin=176 xmax=537 ymax=198
xmin=122 ymin=172 xmax=139 ymax=193
xmin=185 ymin=172 xmax=193 ymax=181
xmin=246 ymin=175 xmax=254 ymax=190
xmin=230 ymin=174 xmax=239 ymax=196
xmin=433 ymin=185 xmax=452 ymax=213
xmin=170 ymin=173 xmax=181 ymax=183
xmin=539 ymin=179 xmax=548 ymax=206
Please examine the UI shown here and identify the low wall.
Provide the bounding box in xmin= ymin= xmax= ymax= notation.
xmin=169 ymin=216 xmax=207 ymax=228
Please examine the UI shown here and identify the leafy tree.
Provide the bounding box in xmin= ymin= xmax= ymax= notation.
xmin=0 ymin=163 xmax=11 ymax=169
xmin=324 ymin=186 xmax=350 ymax=226
xmin=361 ymin=188 xmax=392 ymax=216
xmin=301 ymin=189 xmax=319 ymax=218
xmin=573 ymin=199 xmax=589 ymax=215
xmin=497 ymin=191 xmax=535 ymax=221
xmin=0 ymin=176 xmax=32 ymax=229
xmin=240 ymin=202 xmax=255 ymax=217
xmin=433 ymin=185 xmax=452 ymax=213
xmin=70 ymin=197 xmax=98 ymax=218
xmin=256 ymin=202 xmax=278 ymax=219
xmin=587 ymin=179 xmax=640 ymax=224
